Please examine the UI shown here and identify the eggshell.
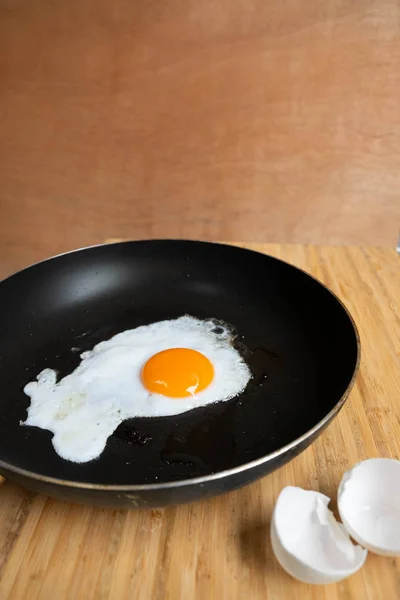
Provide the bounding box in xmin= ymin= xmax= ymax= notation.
xmin=271 ymin=486 xmax=367 ymax=584
xmin=338 ymin=458 xmax=400 ymax=556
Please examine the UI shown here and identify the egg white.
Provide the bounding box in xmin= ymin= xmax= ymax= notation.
xmin=22 ymin=316 xmax=252 ymax=463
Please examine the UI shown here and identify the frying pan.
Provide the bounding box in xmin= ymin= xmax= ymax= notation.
xmin=0 ymin=240 xmax=359 ymax=508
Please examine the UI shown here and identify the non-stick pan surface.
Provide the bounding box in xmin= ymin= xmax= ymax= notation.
xmin=0 ymin=241 xmax=359 ymax=507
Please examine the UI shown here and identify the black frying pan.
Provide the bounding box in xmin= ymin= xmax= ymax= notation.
xmin=0 ymin=241 xmax=359 ymax=508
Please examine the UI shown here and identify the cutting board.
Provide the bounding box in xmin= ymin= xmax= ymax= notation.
xmin=0 ymin=243 xmax=399 ymax=599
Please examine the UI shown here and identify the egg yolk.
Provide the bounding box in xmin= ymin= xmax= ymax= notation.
xmin=141 ymin=348 xmax=214 ymax=398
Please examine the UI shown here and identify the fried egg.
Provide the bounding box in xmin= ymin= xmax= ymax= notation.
xmin=22 ymin=316 xmax=252 ymax=463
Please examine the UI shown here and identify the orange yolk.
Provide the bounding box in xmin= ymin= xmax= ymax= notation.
xmin=141 ymin=348 xmax=214 ymax=398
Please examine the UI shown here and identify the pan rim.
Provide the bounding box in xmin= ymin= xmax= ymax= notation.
xmin=0 ymin=239 xmax=361 ymax=491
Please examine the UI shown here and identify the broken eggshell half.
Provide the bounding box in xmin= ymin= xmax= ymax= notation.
xmin=271 ymin=486 xmax=367 ymax=585
xmin=338 ymin=458 xmax=400 ymax=557
xmin=271 ymin=458 xmax=400 ymax=584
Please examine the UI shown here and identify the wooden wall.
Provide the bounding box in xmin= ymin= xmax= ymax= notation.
xmin=1 ymin=0 xmax=400 ymax=275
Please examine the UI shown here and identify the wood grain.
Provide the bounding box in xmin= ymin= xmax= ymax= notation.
xmin=1 ymin=1 xmax=400 ymax=277
xmin=0 ymin=243 xmax=399 ymax=599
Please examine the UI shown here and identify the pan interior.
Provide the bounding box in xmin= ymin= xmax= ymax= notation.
xmin=0 ymin=241 xmax=358 ymax=485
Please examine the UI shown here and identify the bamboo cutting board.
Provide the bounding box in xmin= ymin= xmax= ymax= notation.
xmin=0 ymin=243 xmax=399 ymax=600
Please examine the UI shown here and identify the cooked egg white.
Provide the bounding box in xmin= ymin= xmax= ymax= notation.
xmin=22 ymin=316 xmax=251 ymax=463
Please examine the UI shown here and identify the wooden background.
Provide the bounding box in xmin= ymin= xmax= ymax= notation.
xmin=1 ymin=0 xmax=400 ymax=278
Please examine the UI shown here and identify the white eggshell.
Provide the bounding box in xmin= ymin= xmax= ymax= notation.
xmin=338 ymin=458 xmax=400 ymax=556
xmin=271 ymin=486 xmax=367 ymax=584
